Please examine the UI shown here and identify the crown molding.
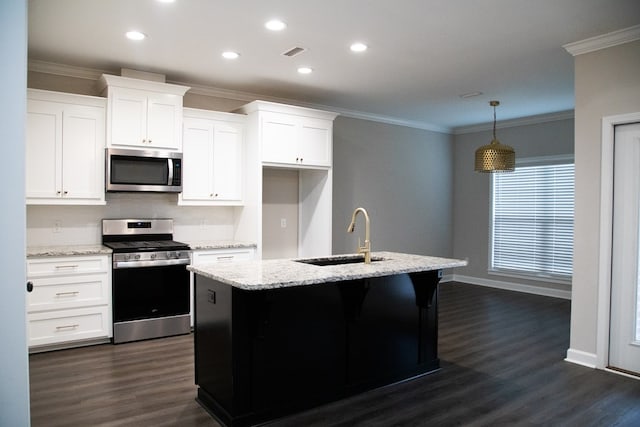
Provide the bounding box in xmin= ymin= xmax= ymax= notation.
xmin=28 ymin=60 xmax=450 ymax=133
xmin=563 ymin=24 xmax=640 ymax=56
xmin=453 ymin=110 xmax=574 ymax=135
xmin=28 ymin=59 xmax=110 ymax=80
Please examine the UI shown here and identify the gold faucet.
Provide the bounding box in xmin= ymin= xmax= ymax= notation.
xmin=347 ymin=207 xmax=371 ymax=264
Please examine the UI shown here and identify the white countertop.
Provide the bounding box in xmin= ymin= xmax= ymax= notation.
xmin=188 ymin=251 xmax=467 ymax=290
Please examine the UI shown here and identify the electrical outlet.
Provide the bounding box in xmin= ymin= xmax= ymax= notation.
xmin=280 ymin=218 xmax=287 ymax=228
xmin=53 ymin=220 xmax=61 ymax=233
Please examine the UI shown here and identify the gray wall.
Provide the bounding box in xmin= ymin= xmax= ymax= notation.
xmin=570 ymin=40 xmax=640 ymax=358
xmin=1 ymin=0 xmax=31 ymax=425
xmin=332 ymin=117 xmax=453 ymax=257
xmin=452 ymin=118 xmax=574 ymax=292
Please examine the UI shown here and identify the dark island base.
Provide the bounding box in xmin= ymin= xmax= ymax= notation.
xmin=194 ymin=270 xmax=443 ymax=427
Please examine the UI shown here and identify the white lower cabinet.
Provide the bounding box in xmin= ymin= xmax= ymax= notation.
xmin=190 ymin=247 xmax=256 ymax=326
xmin=26 ymin=255 xmax=111 ymax=350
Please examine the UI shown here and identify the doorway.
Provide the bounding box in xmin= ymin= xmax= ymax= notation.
xmin=609 ymin=122 xmax=640 ymax=376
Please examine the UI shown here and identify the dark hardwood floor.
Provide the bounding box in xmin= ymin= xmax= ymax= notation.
xmin=30 ymin=282 xmax=640 ymax=427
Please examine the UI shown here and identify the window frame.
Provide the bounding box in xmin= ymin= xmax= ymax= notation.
xmin=488 ymin=155 xmax=575 ymax=285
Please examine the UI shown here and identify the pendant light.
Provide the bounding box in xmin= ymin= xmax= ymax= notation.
xmin=474 ymin=100 xmax=515 ymax=172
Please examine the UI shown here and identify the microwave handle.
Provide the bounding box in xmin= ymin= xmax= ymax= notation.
xmin=167 ymin=159 xmax=174 ymax=185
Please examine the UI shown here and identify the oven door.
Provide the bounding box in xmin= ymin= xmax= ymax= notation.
xmin=112 ymin=263 xmax=189 ymax=323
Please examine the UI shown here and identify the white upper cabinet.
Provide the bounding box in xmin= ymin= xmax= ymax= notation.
xmin=99 ymin=74 xmax=189 ymax=151
xmin=26 ymin=89 xmax=106 ymax=205
xmin=237 ymin=101 xmax=338 ymax=169
xmin=179 ymin=109 xmax=244 ymax=205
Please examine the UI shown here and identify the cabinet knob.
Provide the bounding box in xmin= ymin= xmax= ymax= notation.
xmin=63 ymin=191 xmax=68 ymax=195
xmin=300 ymin=158 xmax=303 ymax=162
xmin=296 ymin=157 xmax=299 ymax=162
xmin=214 ymin=193 xmax=219 ymax=197
xmin=57 ymin=191 xmax=61 ymax=195
xmin=209 ymin=193 xmax=213 ymax=197
xmin=26 ymin=281 xmax=33 ymax=293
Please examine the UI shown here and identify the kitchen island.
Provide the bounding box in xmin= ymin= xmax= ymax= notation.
xmin=190 ymin=252 xmax=467 ymax=427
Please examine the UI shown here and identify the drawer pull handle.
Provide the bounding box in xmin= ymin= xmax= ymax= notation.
xmin=55 ymin=265 xmax=79 ymax=269
xmin=55 ymin=291 xmax=80 ymax=297
xmin=55 ymin=324 xmax=79 ymax=331
xmin=217 ymin=256 xmax=234 ymax=261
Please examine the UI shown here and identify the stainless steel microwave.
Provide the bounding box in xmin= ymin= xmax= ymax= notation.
xmin=106 ymin=148 xmax=183 ymax=193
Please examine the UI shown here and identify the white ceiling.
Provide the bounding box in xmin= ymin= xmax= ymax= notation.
xmin=28 ymin=0 xmax=640 ymax=132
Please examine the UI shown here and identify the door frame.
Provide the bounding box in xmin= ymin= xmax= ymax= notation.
xmin=596 ymin=112 xmax=640 ymax=370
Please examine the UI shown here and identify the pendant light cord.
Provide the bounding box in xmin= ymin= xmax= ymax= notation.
xmin=493 ymin=105 xmax=497 ymax=141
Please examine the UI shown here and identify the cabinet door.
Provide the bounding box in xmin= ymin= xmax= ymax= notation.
xmin=26 ymin=100 xmax=62 ymax=199
xmin=181 ymin=118 xmax=215 ymax=201
xmin=261 ymin=112 xmax=298 ymax=164
xmin=109 ymin=87 xmax=147 ymax=148
xmin=299 ymin=117 xmax=332 ymax=167
xmin=146 ymin=93 xmax=183 ymax=150
xmin=212 ymin=121 xmax=243 ymax=201
xmin=61 ymin=105 xmax=105 ymax=201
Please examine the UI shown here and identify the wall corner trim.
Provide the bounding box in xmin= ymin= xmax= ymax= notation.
xmin=563 ymin=24 xmax=640 ymax=56
xmin=565 ymin=348 xmax=598 ymax=369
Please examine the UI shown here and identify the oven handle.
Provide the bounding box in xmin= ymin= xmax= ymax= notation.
xmin=113 ymin=258 xmax=190 ymax=269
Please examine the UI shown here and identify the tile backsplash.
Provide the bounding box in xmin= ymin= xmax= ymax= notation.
xmin=27 ymin=192 xmax=237 ymax=246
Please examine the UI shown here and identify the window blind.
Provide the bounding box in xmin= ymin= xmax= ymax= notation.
xmin=491 ymin=162 xmax=574 ymax=281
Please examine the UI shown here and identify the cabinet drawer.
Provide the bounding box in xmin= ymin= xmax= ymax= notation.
xmin=27 ymin=256 xmax=108 ymax=277
xmin=28 ymin=306 xmax=110 ymax=347
xmin=27 ymin=274 xmax=109 ymax=313
xmin=192 ymin=248 xmax=255 ymax=265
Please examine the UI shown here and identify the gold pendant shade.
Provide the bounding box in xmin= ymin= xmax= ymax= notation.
xmin=474 ymin=101 xmax=515 ymax=173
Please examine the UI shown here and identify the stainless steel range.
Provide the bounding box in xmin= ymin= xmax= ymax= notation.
xmin=102 ymin=218 xmax=191 ymax=344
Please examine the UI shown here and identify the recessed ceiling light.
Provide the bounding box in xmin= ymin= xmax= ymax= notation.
xmin=350 ymin=42 xmax=368 ymax=53
xmin=125 ymin=31 xmax=146 ymax=41
xmin=156 ymin=0 xmax=175 ymax=3
xmin=222 ymin=51 xmax=240 ymax=59
xmin=265 ymin=19 xmax=287 ymax=31
xmin=297 ymin=67 xmax=313 ymax=74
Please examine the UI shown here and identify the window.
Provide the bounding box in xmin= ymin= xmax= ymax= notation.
xmin=490 ymin=157 xmax=574 ymax=283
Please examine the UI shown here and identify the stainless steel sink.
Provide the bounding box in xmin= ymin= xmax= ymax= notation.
xmin=295 ymin=255 xmax=385 ymax=266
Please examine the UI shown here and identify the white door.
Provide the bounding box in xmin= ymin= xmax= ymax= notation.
xmin=212 ymin=121 xmax=242 ymax=201
xmin=109 ymin=87 xmax=147 ymax=148
xmin=61 ymin=104 xmax=105 ymax=201
xmin=261 ymin=112 xmax=298 ymax=164
xmin=181 ymin=118 xmax=214 ymax=201
xmin=26 ymin=100 xmax=62 ymax=199
xmin=610 ymin=122 xmax=640 ymax=375
xmin=299 ymin=117 xmax=332 ymax=167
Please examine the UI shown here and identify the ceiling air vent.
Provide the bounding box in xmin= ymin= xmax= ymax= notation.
xmin=282 ymin=47 xmax=306 ymax=57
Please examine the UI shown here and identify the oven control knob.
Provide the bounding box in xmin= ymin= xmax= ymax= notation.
xmin=134 ymin=254 xmax=141 ymax=261
xmin=124 ymin=254 xmax=131 ymax=261
xmin=167 ymin=251 xmax=176 ymax=259
xmin=150 ymin=253 xmax=156 ymax=260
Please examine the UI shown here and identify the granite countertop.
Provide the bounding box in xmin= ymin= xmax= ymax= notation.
xmin=26 ymin=241 xmax=256 ymax=258
xmin=27 ymin=245 xmax=113 ymax=258
xmin=185 ymin=241 xmax=257 ymax=250
xmin=188 ymin=251 xmax=468 ymax=291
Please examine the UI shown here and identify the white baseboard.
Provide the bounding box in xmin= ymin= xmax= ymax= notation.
xmin=451 ymin=274 xmax=572 ymax=300
xmin=441 ymin=273 xmax=454 ymax=283
xmin=565 ymin=348 xmax=597 ymax=369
